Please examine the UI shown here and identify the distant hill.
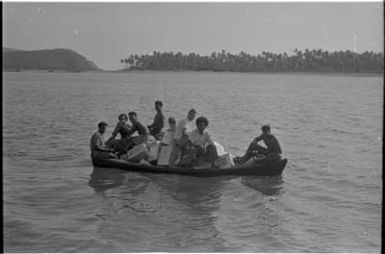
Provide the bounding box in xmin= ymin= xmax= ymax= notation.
xmin=3 ymin=47 xmax=25 ymax=53
xmin=3 ymin=48 xmax=99 ymax=71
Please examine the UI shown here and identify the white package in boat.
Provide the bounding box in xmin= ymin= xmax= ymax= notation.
xmin=157 ymin=145 xmax=173 ymax=166
xmin=127 ymin=143 xmax=147 ymax=162
xmin=215 ymin=153 xmax=234 ymax=169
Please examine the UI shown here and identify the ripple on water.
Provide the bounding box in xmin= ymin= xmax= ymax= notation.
xmin=3 ymin=72 xmax=382 ymax=252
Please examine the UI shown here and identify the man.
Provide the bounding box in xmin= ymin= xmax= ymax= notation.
xmin=126 ymin=111 xmax=150 ymax=147
xmin=235 ymin=125 xmax=282 ymax=164
xmin=148 ymin=100 xmax=165 ymax=138
xmin=106 ymin=113 xmax=132 ymax=154
xmin=184 ymin=116 xmax=218 ymax=167
xmin=90 ymin=122 xmax=118 ymax=159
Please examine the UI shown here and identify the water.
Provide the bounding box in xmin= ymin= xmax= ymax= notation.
xmin=3 ymin=71 xmax=382 ymax=252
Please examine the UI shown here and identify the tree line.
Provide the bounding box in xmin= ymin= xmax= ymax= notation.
xmin=120 ymin=49 xmax=383 ymax=73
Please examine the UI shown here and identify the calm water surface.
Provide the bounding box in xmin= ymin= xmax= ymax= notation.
xmin=3 ymin=71 xmax=382 ymax=252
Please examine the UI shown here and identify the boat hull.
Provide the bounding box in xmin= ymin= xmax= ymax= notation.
xmin=92 ymin=157 xmax=288 ymax=177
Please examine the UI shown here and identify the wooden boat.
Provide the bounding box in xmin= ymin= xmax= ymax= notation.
xmin=91 ymin=157 xmax=288 ymax=177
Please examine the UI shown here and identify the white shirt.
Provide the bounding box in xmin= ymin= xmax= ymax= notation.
xmin=175 ymin=118 xmax=195 ymax=140
xmin=188 ymin=129 xmax=213 ymax=148
xmin=161 ymin=129 xmax=175 ymax=145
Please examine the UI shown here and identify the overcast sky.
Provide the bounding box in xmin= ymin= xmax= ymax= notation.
xmin=3 ymin=2 xmax=383 ymax=70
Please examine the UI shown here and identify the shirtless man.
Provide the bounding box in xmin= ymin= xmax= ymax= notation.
xmin=106 ymin=113 xmax=132 ymax=154
xmin=90 ymin=122 xmax=118 ymax=159
xmin=125 ymin=111 xmax=150 ymax=148
xmin=235 ymin=125 xmax=282 ymax=164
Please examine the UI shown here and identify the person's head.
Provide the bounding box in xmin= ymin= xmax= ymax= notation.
xmin=187 ymin=108 xmax=196 ymax=121
xmin=118 ymin=113 xmax=128 ymax=123
xmin=261 ymin=125 xmax=271 ymax=134
xmin=196 ymin=116 xmax=209 ymax=133
xmin=168 ymin=117 xmax=176 ymax=128
xmin=128 ymin=111 xmax=137 ymax=123
xmin=98 ymin=122 xmax=108 ymax=133
xmin=155 ymin=101 xmax=163 ymax=112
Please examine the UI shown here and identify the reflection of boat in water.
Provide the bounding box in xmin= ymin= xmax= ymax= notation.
xmin=91 ymin=157 xmax=287 ymax=177
xmin=88 ymin=167 xmax=126 ymax=192
xmin=241 ymin=175 xmax=284 ymax=196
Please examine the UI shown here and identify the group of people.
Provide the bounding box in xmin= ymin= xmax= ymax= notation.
xmin=90 ymin=100 xmax=282 ymax=167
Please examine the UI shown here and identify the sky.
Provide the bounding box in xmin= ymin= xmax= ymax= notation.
xmin=3 ymin=1 xmax=383 ymax=70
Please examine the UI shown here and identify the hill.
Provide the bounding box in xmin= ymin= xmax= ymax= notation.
xmin=3 ymin=47 xmax=25 ymax=53
xmin=3 ymin=48 xmax=99 ymax=71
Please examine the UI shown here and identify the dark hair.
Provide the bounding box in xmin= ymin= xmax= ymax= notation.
xmin=98 ymin=121 xmax=108 ymax=128
xmin=168 ymin=117 xmax=176 ymax=125
xmin=118 ymin=114 xmax=128 ymax=121
xmin=188 ymin=108 xmax=196 ymax=115
xmin=196 ymin=116 xmax=209 ymax=127
xmin=128 ymin=111 xmax=137 ymax=117
xmin=261 ymin=125 xmax=271 ymax=133
xmin=155 ymin=101 xmax=163 ymax=106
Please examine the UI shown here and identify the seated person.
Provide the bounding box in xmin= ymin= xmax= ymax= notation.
xmin=174 ymin=108 xmax=196 ymax=155
xmin=126 ymin=111 xmax=150 ymax=149
xmin=148 ymin=100 xmax=165 ymax=139
xmin=106 ymin=113 xmax=132 ymax=154
xmin=234 ymin=125 xmax=282 ymax=164
xmin=161 ymin=117 xmax=181 ymax=165
xmin=185 ymin=116 xmax=218 ymax=167
xmin=161 ymin=117 xmax=176 ymax=145
xmin=90 ymin=122 xmax=117 ymax=159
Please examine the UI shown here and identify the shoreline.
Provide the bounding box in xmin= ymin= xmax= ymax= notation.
xmin=110 ymin=69 xmax=384 ymax=77
xmin=3 ymin=68 xmax=383 ymax=77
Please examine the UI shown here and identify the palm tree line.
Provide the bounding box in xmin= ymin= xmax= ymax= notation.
xmin=120 ymin=49 xmax=383 ymax=73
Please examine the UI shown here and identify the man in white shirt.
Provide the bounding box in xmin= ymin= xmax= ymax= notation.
xmin=188 ymin=116 xmax=218 ymax=167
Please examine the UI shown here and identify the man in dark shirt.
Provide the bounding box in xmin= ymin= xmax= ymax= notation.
xmin=148 ymin=100 xmax=165 ymax=138
xmin=235 ymin=125 xmax=282 ymax=164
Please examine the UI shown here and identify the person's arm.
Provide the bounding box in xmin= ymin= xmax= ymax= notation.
xmin=120 ymin=123 xmax=131 ymax=134
xmin=107 ymin=122 xmax=121 ymax=143
xmin=252 ymin=134 xmax=263 ymax=145
xmin=93 ymin=135 xmax=114 ymax=153
xmin=127 ymin=122 xmax=137 ymax=136
xmin=205 ymin=132 xmax=214 ymax=146
xmin=188 ymin=132 xmax=203 ymax=153
xmin=111 ymin=123 xmax=121 ymax=137
xmin=95 ymin=144 xmax=114 ymax=153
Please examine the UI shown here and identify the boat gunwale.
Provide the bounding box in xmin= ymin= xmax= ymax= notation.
xmin=91 ymin=157 xmax=288 ymax=176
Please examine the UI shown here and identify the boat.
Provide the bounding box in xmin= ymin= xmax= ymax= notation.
xmin=91 ymin=157 xmax=288 ymax=177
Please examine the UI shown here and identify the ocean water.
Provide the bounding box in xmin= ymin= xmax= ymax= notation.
xmin=3 ymin=71 xmax=382 ymax=252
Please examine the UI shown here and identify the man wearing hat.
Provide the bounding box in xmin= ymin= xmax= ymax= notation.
xmin=90 ymin=122 xmax=118 ymax=159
